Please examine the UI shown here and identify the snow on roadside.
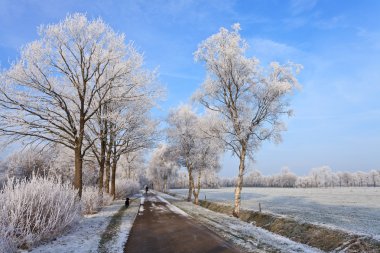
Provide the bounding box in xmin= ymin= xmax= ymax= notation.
xmin=157 ymin=192 xmax=322 ymax=253
xmin=26 ymin=200 xmax=139 ymax=253
xmin=156 ymin=194 xmax=189 ymax=217
xmin=101 ymin=201 xmax=139 ymax=253
xmin=25 ymin=201 xmax=123 ymax=253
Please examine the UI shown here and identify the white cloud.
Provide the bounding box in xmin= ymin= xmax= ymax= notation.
xmin=290 ymin=0 xmax=318 ymax=15
xmin=356 ymin=28 xmax=380 ymax=50
xmin=314 ymin=15 xmax=346 ymax=30
xmin=248 ymin=38 xmax=302 ymax=63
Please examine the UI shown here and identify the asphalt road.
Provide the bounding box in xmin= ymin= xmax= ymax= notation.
xmin=124 ymin=193 xmax=242 ymax=253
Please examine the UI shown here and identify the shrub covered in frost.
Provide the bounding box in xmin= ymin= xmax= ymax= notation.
xmin=0 ymin=237 xmax=17 ymax=253
xmin=81 ymin=186 xmax=101 ymax=215
xmin=102 ymin=190 xmax=114 ymax=206
xmin=0 ymin=175 xmax=81 ymax=251
xmin=115 ymin=179 xmax=141 ymax=199
xmin=81 ymin=186 xmax=113 ymax=215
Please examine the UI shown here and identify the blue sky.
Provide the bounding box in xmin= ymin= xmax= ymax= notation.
xmin=0 ymin=0 xmax=379 ymax=176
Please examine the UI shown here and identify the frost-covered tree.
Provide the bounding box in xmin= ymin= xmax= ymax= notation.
xmin=0 ymin=14 xmax=154 ymax=197
xmin=3 ymin=149 xmax=51 ymax=180
xmin=191 ymin=115 xmax=222 ymax=204
xmin=244 ymin=170 xmax=263 ymax=187
xmin=167 ymin=105 xmax=199 ymax=201
xmin=369 ymin=170 xmax=380 ymax=187
xmin=309 ymin=166 xmax=333 ymax=187
xmin=88 ymin=54 xmax=159 ymax=197
xmin=194 ymin=24 xmax=301 ymax=216
xmin=167 ymin=105 xmax=222 ymax=203
xmin=108 ymin=102 xmax=158 ymax=198
xmin=119 ymin=150 xmax=146 ymax=181
xmin=278 ymin=167 xmax=297 ymax=187
xmin=148 ymin=144 xmax=179 ymax=192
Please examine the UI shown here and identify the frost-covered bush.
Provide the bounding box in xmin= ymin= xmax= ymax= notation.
xmin=0 ymin=175 xmax=80 ymax=251
xmin=102 ymin=191 xmax=114 ymax=206
xmin=3 ymin=149 xmax=51 ymax=181
xmin=115 ymin=179 xmax=141 ymax=199
xmin=81 ymin=186 xmax=101 ymax=215
xmin=0 ymin=237 xmax=16 ymax=253
xmin=81 ymin=186 xmax=113 ymax=215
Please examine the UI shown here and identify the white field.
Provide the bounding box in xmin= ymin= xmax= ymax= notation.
xmin=170 ymin=187 xmax=380 ymax=238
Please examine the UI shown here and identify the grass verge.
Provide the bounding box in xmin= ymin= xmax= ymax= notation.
xmin=198 ymin=200 xmax=380 ymax=253
xmin=98 ymin=205 xmax=127 ymax=253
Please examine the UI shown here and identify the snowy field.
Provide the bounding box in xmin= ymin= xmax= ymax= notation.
xmin=170 ymin=187 xmax=380 ymax=238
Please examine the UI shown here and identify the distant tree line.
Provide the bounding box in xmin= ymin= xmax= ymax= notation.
xmin=220 ymin=166 xmax=380 ymax=188
xmin=167 ymin=166 xmax=380 ymax=189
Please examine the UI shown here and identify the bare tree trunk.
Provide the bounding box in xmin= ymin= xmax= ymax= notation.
xmin=105 ymin=143 xmax=112 ymax=193
xmin=164 ymin=177 xmax=168 ymax=193
xmin=105 ymin=123 xmax=115 ymax=194
xmin=73 ymin=112 xmax=85 ymax=198
xmin=74 ymin=142 xmax=83 ymax=198
xmin=187 ymin=164 xmax=193 ymax=202
xmin=128 ymin=165 xmax=131 ymax=179
xmin=110 ymin=139 xmax=119 ymax=199
xmin=193 ymin=170 xmax=202 ymax=205
xmin=98 ymin=126 xmax=107 ymax=193
xmin=233 ymin=144 xmax=246 ymax=217
xmin=110 ymin=154 xmax=117 ymax=199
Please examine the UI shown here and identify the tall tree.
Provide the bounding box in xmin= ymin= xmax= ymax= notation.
xmin=167 ymin=105 xmax=199 ymax=201
xmin=166 ymin=106 xmax=222 ymax=203
xmin=109 ymin=102 xmax=158 ymax=199
xmin=194 ymin=24 xmax=301 ymax=216
xmin=0 ymin=14 xmax=148 ymax=197
xmin=148 ymin=144 xmax=179 ymax=193
xmin=191 ymin=115 xmax=222 ymax=205
xmin=89 ymin=47 xmax=159 ymax=196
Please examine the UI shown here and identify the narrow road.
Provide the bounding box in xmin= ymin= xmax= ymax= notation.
xmin=124 ymin=192 xmax=242 ymax=253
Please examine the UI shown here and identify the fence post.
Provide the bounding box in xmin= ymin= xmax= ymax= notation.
xmin=259 ymin=203 xmax=262 ymax=213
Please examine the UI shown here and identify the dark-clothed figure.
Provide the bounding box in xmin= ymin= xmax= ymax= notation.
xmin=125 ymin=197 xmax=130 ymax=207
xmin=145 ymin=186 xmax=149 ymax=195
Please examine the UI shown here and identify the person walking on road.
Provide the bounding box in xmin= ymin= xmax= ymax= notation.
xmin=145 ymin=185 xmax=149 ymax=195
xmin=125 ymin=197 xmax=130 ymax=207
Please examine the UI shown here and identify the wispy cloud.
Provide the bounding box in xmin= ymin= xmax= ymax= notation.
xmin=290 ymin=0 xmax=318 ymax=15
xmin=160 ymin=72 xmax=202 ymax=81
xmin=314 ymin=15 xmax=346 ymax=30
xmin=356 ymin=28 xmax=380 ymax=50
xmin=248 ymin=38 xmax=303 ymax=63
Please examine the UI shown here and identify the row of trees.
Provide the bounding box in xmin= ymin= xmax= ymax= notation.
xmin=1 ymin=16 xmax=376 ymax=217
xmin=166 ymin=166 xmax=380 ymax=189
xmin=147 ymin=24 xmax=301 ymax=216
xmin=0 ymin=145 xmax=149 ymax=191
xmin=0 ymin=14 xmax=159 ymax=198
xmin=147 ymin=105 xmax=223 ymax=204
xmin=220 ymin=166 xmax=380 ymax=188
xmin=0 ymin=15 xmax=301 ymax=217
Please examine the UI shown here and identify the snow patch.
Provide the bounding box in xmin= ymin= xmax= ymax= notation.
xmin=169 ymin=199 xmax=323 ymax=253
xmin=27 ymin=201 xmax=123 ymax=253
xmin=139 ymin=204 xmax=144 ymax=214
xmin=101 ymin=202 xmax=139 ymax=253
xmin=156 ymin=195 xmax=189 ymax=217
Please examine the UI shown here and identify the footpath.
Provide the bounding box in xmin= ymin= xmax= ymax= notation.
xmin=124 ymin=192 xmax=242 ymax=253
